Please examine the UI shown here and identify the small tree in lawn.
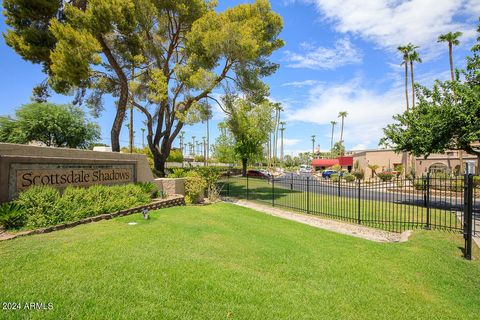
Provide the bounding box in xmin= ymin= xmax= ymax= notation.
xmin=0 ymin=102 xmax=100 ymax=148
xmin=223 ymin=97 xmax=275 ymax=176
xmin=368 ymin=164 xmax=380 ymax=178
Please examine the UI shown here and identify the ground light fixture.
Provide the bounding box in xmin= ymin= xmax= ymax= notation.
xmin=142 ymin=208 xmax=150 ymax=220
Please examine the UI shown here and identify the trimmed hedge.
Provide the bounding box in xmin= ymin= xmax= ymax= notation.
xmin=1 ymin=184 xmax=153 ymax=230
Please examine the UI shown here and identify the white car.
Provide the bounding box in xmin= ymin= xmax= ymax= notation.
xmin=298 ymin=165 xmax=312 ymax=174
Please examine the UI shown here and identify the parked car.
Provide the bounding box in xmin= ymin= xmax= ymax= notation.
xmin=298 ymin=165 xmax=312 ymax=174
xmin=322 ymin=170 xmax=345 ymax=179
xmin=258 ymin=169 xmax=271 ymax=177
xmin=247 ymin=170 xmax=269 ymax=178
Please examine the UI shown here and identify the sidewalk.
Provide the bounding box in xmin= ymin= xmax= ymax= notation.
xmin=223 ymin=197 xmax=412 ymax=243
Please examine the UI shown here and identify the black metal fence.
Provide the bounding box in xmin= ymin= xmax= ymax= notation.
xmin=219 ymin=172 xmax=479 ymax=259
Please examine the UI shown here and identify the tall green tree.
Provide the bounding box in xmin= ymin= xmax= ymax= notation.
xmin=438 ymin=31 xmax=463 ymax=81
xmin=381 ymin=23 xmax=480 ymax=170
xmin=0 ymin=102 xmax=100 ymax=148
xmin=397 ymin=43 xmax=417 ymax=111
xmin=41 ymin=0 xmax=283 ymax=175
xmin=3 ymin=0 xmax=136 ymax=152
xmin=408 ymin=50 xmax=422 ymax=108
xmin=330 ymin=121 xmax=337 ymax=151
xmin=126 ymin=0 xmax=283 ymax=176
xmin=4 ymin=0 xmax=283 ymax=176
xmin=338 ymin=111 xmax=348 ymax=143
xmin=211 ymin=122 xmax=236 ymax=164
xmin=438 ymin=31 xmax=463 ymax=172
xmin=223 ymin=97 xmax=275 ymax=176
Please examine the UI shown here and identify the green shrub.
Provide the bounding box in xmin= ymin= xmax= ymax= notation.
xmin=377 ymin=173 xmax=395 ymax=182
xmin=343 ymin=174 xmax=355 ymax=182
xmin=352 ymin=170 xmax=364 ymax=180
xmin=414 ymin=180 xmax=425 ymax=190
xmin=195 ymin=167 xmax=221 ymax=200
xmin=16 ymin=186 xmax=64 ymax=228
xmin=431 ymin=172 xmax=449 ymax=179
xmin=331 ymin=164 xmax=341 ymax=172
xmin=0 ymin=203 xmax=26 ymax=230
xmin=167 ymin=148 xmax=184 ymax=162
xmin=59 ymin=184 xmax=151 ymax=220
xmin=449 ymin=179 xmax=464 ymax=192
xmin=184 ymin=171 xmax=207 ymax=204
xmin=135 ymin=181 xmax=158 ymax=197
xmin=474 ymin=176 xmax=480 ymax=187
xmin=15 ymin=184 xmax=152 ymax=229
xmin=330 ymin=174 xmax=340 ymax=182
xmin=169 ymin=168 xmax=187 ymax=178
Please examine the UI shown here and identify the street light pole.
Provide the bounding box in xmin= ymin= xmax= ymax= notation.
xmin=141 ymin=128 xmax=145 ymax=148
xmin=311 ymin=135 xmax=316 ymax=154
xmin=280 ymin=122 xmax=286 ymax=163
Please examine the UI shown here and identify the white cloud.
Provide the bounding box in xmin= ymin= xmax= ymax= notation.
xmin=301 ymin=0 xmax=480 ymax=58
xmin=280 ymin=138 xmax=300 ymax=147
xmin=284 ymin=38 xmax=362 ymax=69
xmin=284 ymin=77 xmax=405 ymax=149
xmin=282 ymin=80 xmax=321 ymax=87
xmin=351 ymin=143 xmax=367 ymax=151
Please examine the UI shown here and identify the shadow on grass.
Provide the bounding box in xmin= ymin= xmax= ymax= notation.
xmin=218 ymin=178 xmax=302 ymax=202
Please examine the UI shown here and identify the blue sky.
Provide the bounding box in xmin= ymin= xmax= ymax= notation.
xmin=1 ymin=0 xmax=479 ymax=156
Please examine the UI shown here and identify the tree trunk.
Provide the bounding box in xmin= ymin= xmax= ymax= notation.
xmin=477 ymin=155 xmax=480 ymax=175
xmin=410 ymin=60 xmax=415 ymax=109
xmin=449 ymin=43 xmax=454 ymax=81
xmin=404 ymin=61 xmax=409 ymax=111
xmin=242 ymin=158 xmax=247 ymax=177
xmin=110 ymin=94 xmax=127 ymax=152
xmin=153 ymin=149 xmax=167 ymax=177
xmin=340 ymin=117 xmax=344 ymax=142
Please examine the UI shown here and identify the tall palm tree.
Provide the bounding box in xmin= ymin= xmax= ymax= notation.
xmin=191 ymin=136 xmax=196 ymax=156
xmin=408 ymin=49 xmax=422 ymax=108
xmin=338 ymin=111 xmax=348 ymax=143
xmin=397 ymin=43 xmax=416 ymax=111
xmin=179 ymin=131 xmax=185 ymax=154
xmin=311 ymin=135 xmax=316 ymax=154
xmin=272 ymin=103 xmax=283 ymax=168
xmin=438 ymin=31 xmax=463 ymax=81
xmin=330 ymin=121 xmax=337 ymax=151
xmin=438 ymin=31 xmax=463 ymax=174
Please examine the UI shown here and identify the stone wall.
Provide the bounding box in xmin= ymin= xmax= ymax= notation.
xmin=0 ymin=143 xmax=154 ymax=202
xmin=154 ymin=178 xmax=185 ymax=196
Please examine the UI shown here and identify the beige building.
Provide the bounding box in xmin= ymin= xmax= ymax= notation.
xmin=348 ymin=149 xmax=478 ymax=177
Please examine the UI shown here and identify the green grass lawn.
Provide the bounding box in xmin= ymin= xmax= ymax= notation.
xmin=221 ymin=177 xmax=463 ymax=233
xmin=1 ymin=203 xmax=479 ymax=319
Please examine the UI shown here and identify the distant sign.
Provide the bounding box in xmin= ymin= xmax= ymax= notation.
xmin=8 ymin=163 xmax=135 ymax=199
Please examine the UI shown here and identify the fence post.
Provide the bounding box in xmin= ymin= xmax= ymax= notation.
xmin=464 ymin=174 xmax=473 ymax=260
xmin=272 ymin=175 xmax=275 ymax=207
xmin=290 ymin=173 xmax=293 ymax=190
xmin=227 ymin=171 xmax=230 ymax=197
xmin=425 ymin=172 xmax=430 ymax=229
xmin=246 ymin=173 xmax=249 ymax=200
xmin=307 ymin=176 xmax=310 ymax=214
xmin=337 ymin=176 xmax=341 ymax=197
xmin=357 ymin=179 xmax=361 ymax=224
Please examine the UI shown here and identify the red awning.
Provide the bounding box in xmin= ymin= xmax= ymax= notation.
xmin=312 ymin=159 xmax=339 ymax=167
xmin=338 ymin=156 xmax=353 ymax=166
xmin=312 ymin=156 xmax=353 ymax=167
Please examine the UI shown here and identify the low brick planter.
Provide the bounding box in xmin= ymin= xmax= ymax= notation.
xmin=0 ymin=195 xmax=185 ymax=241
